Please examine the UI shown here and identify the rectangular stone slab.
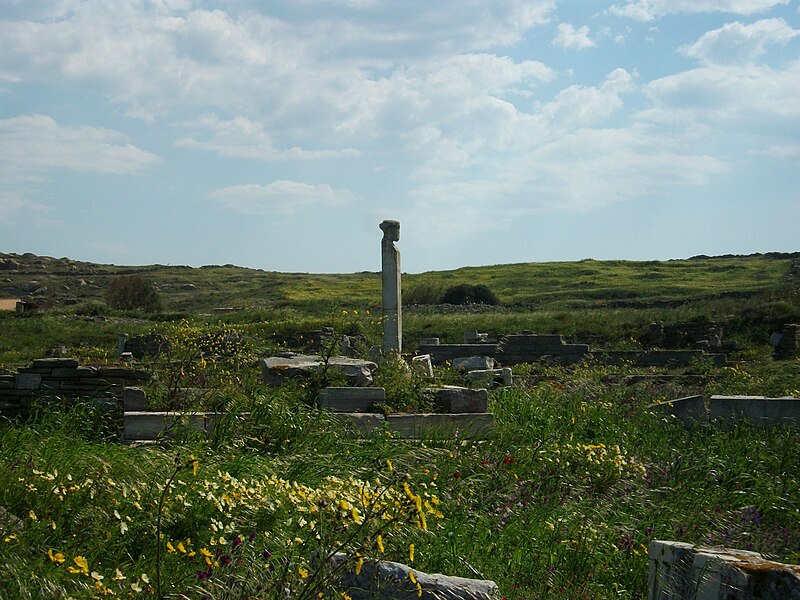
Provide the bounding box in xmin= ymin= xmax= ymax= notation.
xmin=318 ymin=387 xmax=386 ymax=412
xmin=386 ymin=413 xmax=494 ymax=439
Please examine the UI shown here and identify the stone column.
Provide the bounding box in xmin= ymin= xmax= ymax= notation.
xmin=380 ymin=220 xmax=402 ymax=355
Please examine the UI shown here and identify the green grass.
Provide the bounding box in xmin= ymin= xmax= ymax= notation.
xmin=1 ymin=251 xmax=799 ymax=597
xmin=1 ymin=358 xmax=800 ymax=599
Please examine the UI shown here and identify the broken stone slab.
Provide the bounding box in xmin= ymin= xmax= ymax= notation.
xmin=262 ymin=353 xmax=378 ymax=387
xmin=424 ymin=386 xmax=489 ymax=413
xmin=464 ymin=368 xmax=512 ymax=388
xmin=386 ymin=413 xmax=494 ymax=439
xmin=317 ymin=387 xmax=386 ymax=412
xmin=411 ymin=354 xmax=434 ymax=378
xmin=325 ymin=551 xmax=499 ymax=600
xmin=452 ymin=356 xmax=497 ymax=372
xmin=648 ymin=540 xmax=800 ymax=600
xmin=649 ymin=396 xmax=707 ymax=428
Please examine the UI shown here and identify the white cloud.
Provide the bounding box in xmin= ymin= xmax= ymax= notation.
xmin=552 ymin=23 xmax=596 ymax=50
xmin=643 ymin=61 xmax=800 ymax=127
xmin=609 ymin=0 xmax=789 ymax=21
xmin=174 ymin=114 xmax=362 ymax=160
xmin=209 ymin=181 xmax=356 ymax=215
xmin=681 ymin=18 xmax=800 ymax=65
xmin=0 ymin=114 xmax=160 ymax=181
xmin=0 ymin=189 xmax=52 ymax=223
xmin=542 ymin=68 xmax=636 ymax=128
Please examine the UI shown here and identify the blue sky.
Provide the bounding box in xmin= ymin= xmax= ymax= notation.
xmin=1 ymin=0 xmax=798 ymax=273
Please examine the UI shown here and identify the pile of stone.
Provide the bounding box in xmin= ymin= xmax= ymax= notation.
xmin=0 ymin=358 xmax=149 ymax=419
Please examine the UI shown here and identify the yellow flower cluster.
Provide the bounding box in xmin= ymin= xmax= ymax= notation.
xmin=537 ymin=442 xmax=647 ymax=478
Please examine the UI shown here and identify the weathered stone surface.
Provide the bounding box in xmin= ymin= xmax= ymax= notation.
xmin=417 ymin=337 xmax=440 ymax=346
xmin=464 ymin=368 xmax=512 ymax=388
xmin=15 ymin=373 xmax=41 ymax=390
xmin=650 ymin=396 xmax=707 ymax=428
xmin=387 ymin=413 xmax=494 ymax=438
xmin=452 ymin=356 xmax=497 ymax=372
xmin=424 ymin=386 xmax=489 ymax=413
xmin=317 ymin=387 xmax=385 ymax=412
xmin=122 ymin=411 xmax=210 ymax=441
xmin=123 ymin=387 xmax=147 ymax=411
xmin=31 ymin=358 xmax=80 ymax=369
xmin=709 ymin=395 xmax=800 ymax=426
xmin=411 ymin=354 xmax=434 ymax=378
xmin=326 ymin=552 xmax=499 ymax=600
xmin=329 ymin=412 xmax=385 ymax=435
xmin=380 ymin=220 xmax=402 ymax=354
xmin=262 ymin=354 xmax=377 ymax=387
xmin=648 ymin=540 xmax=800 ymax=600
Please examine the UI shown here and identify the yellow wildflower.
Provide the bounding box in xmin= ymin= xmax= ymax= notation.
xmin=355 ymin=555 xmax=364 ymax=575
xmin=409 ymin=543 xmax=415 ymax=563
xmin=48 ymin=549 xmax=65 ymax=564
xmin=298 ymin=566 xmax=309 ymax=579
xmin=376 ymin=534 xmax=385 ymax=553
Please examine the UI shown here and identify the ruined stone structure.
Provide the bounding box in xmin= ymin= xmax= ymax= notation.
xmin=417 ymin=333 xmax=726 ymax=369
xmin=0 ymin=358 xmax=149 ymax=419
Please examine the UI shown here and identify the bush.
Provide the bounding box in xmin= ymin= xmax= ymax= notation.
xmin=440 ymin=283 xmax=500 ymax=306
xmin=105 ymin=275 xmax=162 ymax=312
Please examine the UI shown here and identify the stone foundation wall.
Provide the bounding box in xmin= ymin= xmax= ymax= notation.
xmin=773 ymin=324 xmax=800 ymax=360
xmin=0 ymin=358 xmax=149 ymax=419
xmin=417 ymin=334 xmax=725 ymax=368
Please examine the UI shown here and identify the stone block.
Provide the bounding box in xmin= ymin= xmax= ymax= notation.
xmin=710 ymin=395 xmax=800 ymax=426
xmin=411 ymin=354 xmax=434 ymax=378
xmin=424 ymin=386 xmax=489 ymax=413
xmin=262 ymin=354 xmax=377 ymax=387
xmin=123 ymin=411 xmax=208 ymax=441
xmin=123 ymin=387 xmax=147 ymax=411
xmin=648 ymin=540 xmax=800 ymax=600
xmin=15 ymin=373 xmax=41 ymax=390
xmin=318 ymin=387 xmax=385 ymax=412
xmin=386 ymin=413 xmax=494 ymax=439
xmin=330 ymin=412 xmax=385 ymax=435
xmin=417 ymin=337 xmax=440 ymax=346
xmin=50 ymin=367 xmax=82 ymax=378
xmin=31 ymin=358 xmax=80 ymax=369
xmin=464 ymin=368 xmax=513 ymax=388
xmin=325 ymin=551 xmax=499 ymax=600
xmin=650 ymin=396 xmax=707 ymax=428
xmin=452 ymin=356 xmax=497 ymax=372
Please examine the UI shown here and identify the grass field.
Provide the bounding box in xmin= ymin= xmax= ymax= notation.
xmin=0 ymin=251 xmax=799 ymax=598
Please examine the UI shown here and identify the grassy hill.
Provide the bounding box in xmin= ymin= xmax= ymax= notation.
xmin=1 ymin=251 xmax=799 ymax=364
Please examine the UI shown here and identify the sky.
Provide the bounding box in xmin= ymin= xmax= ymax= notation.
xmin=1 ymin=0 xmax=799 ymax=274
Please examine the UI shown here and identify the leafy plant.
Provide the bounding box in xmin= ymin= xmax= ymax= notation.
xmin=105 ymin=275 xmax=162 ymax=312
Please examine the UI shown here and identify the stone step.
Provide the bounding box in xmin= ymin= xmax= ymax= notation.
xmin=317 ymin=387 xmax=386 ymax=412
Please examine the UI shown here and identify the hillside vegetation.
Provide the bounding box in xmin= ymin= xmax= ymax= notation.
xmin=1 ymin=251 xmax=800 ymax=599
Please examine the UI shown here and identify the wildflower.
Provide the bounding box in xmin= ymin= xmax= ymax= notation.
xmin=409 ymin=543 xmax=415 ymax=563
xmin=140 ymin=574 xmax=150 ymax=585
xmin=67 ymin=555 xmax=89 ymax=576
xmin=386 ymin=459 xmax=393 ymax=472
xmin=28 ymin=510 xmax=37 ymax=521
xmin=130 ymin=582 xmax=142 ymax=593
xmin=298 ymin=566 xmax=309 ymax=579
xmin=355 ymin=555 xmax=364 ymax=575
xmin=114 ymin=568 xmax=125 ymax=581
xmin=376 ymin=534 xmax=385 ymax=553
xmin=166 ymin=541 xmax=176 ymax=554
xmin=48 ymin=549 xmax=65 ymax=564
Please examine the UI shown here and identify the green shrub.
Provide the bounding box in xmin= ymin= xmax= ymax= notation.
xmin=105 ymin=275 xmax=162 ymax=312
xmin=441 ymin=283 xmax=500 ymax=306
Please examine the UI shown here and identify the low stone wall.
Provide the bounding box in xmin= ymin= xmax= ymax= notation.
xmin=0 ymin=358 xmax=149 ymax=419
xmin=650 ymin=395 xmax=800 ymax=428
xmin=648 ymin=540 xmax=800 ymax=600
xmin=417 ymin=334 xmax=725 ymax=368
